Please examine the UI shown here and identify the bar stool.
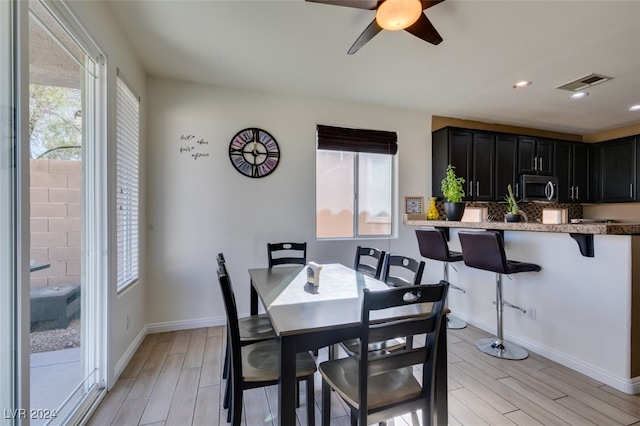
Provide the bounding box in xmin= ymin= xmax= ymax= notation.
xmin=415 ymin=228 xmax=467 ymax=329
xmin=458 ymin=230 xmax=541 ymax=360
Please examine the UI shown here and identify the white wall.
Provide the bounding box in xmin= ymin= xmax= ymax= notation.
xmin=145 ymin=78 xmax=432 ymax=328
xmin=67 ymin=1 xmax=147 ymax=385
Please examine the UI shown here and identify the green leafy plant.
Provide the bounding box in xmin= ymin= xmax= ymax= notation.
xmin=505 ymin=184 xmax=519 ymax=214
xmin=441 ymin=164 xmax=465 ymax=202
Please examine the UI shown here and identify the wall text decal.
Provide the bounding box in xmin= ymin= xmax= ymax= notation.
xmin=178 ymin=134 xmax=210 ymax=160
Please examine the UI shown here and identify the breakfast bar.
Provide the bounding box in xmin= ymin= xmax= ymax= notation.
xmin=405 ymin=216 xmax=640 ymax=395
xmin=406 ymin=216 xmax=640 ymax=257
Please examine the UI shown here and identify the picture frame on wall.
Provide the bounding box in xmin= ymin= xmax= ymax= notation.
xmin=404 ymin=196 xmax=424 ymax=215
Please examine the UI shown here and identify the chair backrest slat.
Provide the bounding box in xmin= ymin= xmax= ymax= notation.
xmin=381 ymin=254 xmax=425 ymax=287
xmin=267 ymin=242 xmax=307 ymax=267
xmin=354 ymin=246 xmax=386 ymax=280
xmin=367 ymin=348 xmax=429 ymax=376
xmin=369 ymin=317 xmax=437 ymax=344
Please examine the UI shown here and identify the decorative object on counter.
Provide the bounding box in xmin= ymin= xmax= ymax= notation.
xmin=542 ymin=208 xmax=568 ymax=224
xmin=505 ymin=184 xmax=521 ymax=222
xmin=441 ymin=164 xmax=465 ymax=221
xmin=404 ymin=196 xmax=424 ymax=215
xmin=461 ymin=207 xmax=488 ymax=223
xmin=426 ymin=196 xmax=439 ymax=220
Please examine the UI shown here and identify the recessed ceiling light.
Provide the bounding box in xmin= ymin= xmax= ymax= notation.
xmin=513 ymin=80 xmax=532 ymax=89
xmin=569 ymin=92 xmax=589 ymax=100
xmin=629 ymin=104 xmax=640 ymax=112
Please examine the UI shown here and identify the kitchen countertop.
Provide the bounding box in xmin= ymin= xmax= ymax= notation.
xmin=404 ymin=215 xmax=640 ymax=235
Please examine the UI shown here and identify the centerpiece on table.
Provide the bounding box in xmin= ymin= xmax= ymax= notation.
xmin=441 ymin=164 xmax=465 ymax=221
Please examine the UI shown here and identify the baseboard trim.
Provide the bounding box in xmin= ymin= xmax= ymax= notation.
xmin=146 ymin=316 xmax=226 ymax=334
xmin=466 ymin=318 xmax=639 ymax=395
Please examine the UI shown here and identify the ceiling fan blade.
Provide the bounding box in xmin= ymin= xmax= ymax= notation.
xmin=305 ymin=0 xmax=377 ymax=10
xmin=405 ymin=13 xmax=443 ymax=45
xmin=348 ymin=19 xmax=383 ymax=54
xmin=420 ymin=0 xmax=445 ymax=10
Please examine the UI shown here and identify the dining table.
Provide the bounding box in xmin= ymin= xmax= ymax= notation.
xmin=248 ymin=262 xmax=448 ymax=426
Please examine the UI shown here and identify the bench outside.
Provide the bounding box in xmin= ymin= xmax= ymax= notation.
xmin=30 ymin=284 xmax=81 ymax=329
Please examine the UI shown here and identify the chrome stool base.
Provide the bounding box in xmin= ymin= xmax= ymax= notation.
xmin=446 ymin=316 xmax=467 ymax=329
xmin=476 ymin=337 xmax=528 ymax=360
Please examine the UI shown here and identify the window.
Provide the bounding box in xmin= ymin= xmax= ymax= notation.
xmin=316 ymin=125 xmax=396 ymax=239
xmin=116 ymin=71 xmax=139 ymax=291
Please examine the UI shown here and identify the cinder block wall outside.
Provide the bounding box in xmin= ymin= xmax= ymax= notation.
xmin=30 ymin=159 xmax=81 ymax=289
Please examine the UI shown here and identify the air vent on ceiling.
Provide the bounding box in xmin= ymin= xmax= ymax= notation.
xmin=556 ymin=73 xmax=613 ymax=92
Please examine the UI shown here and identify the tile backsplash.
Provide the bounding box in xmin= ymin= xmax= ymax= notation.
xmin=433 ymin=201 xmax=582 ymax=223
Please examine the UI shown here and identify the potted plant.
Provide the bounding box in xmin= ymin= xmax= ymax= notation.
xmin=440 ymin=164 xmax=466 ymax=221
xmin=505 ymin=183 xmax=521 ymax=222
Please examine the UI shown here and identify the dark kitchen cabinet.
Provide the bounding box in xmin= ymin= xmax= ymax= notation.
xmin=555 ymin=141 xmax=593 ymax=203
xmin=597 ymin=136 xmax=638 ymax=202
xmin=518 ymin=136 xmax=554 ymax=175
xmin=432 ymin=128 xmax=495 ymax=201
xmin=495 ymin=134 xmax=518 ymax=201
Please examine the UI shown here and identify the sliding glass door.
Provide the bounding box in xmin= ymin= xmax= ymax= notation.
xmin=28 ymin=0 xmax=107 ymax=423
xmin=1 ymin=1 xmax=18 ymax=424
xmin=3 ymin=1 xmax=107 ymax=424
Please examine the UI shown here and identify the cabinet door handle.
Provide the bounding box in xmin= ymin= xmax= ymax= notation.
xmin=476 ymin=182 xmax=480 ymax=197
xmin=576 ymin=186 xmax=579 ymax=200
xmin=570 ymin=186 xmax=574 ymax=200
xmin=533 ymin=157 xmax=537 ymax=171
xmin=515 ymin=183 xmax=519 ymax=198
xmin=631 ymin=183 xmax=634 ymax=198
xmin=539 ymin=157 xmax=543 ymax=172
xmin=469 ymin=181 xmax=473 ymax=197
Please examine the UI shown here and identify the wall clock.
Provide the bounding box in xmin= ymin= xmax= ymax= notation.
xmin=228 ymin=128 xmax=280 ymax=178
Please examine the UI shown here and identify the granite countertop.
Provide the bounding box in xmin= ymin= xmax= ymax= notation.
xmin=404 ymin=215 xmax=640 ymax=235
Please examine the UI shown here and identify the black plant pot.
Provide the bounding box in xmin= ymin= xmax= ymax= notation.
xmin=444 ymin=202 xmax=465 ymax=221
xmin=506 ymin=213 xmax=521 ymax=222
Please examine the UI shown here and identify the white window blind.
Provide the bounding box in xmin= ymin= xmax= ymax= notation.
xmin=116 ymin=72 xmax=139 ymax=292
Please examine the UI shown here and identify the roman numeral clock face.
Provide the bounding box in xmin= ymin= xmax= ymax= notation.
xmin=228 ymin=128 xmax=280 ymax=178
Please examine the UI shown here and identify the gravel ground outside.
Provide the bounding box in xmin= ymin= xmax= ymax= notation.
xmin=30 ymin=318 xmax=81 ymax=353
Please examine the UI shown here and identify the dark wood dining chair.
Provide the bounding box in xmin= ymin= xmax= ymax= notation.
xmin=217 ymin=253 xmax=275 ymax=383
xmin=319 ymin=282 xmax=449 ymax=426
xmin=217 ymin=263 xmax=316 ymax=426
xmin=381 ymin=253 xmax=425 ymax=288
xmin=267 ymin=242 xmax=315 ymax=361
xmin=342 ymin=253 xmax=425 ymax=355
xmin=267 ymin=242 xmax=307 ymax=267
xmin=353 ymin=246 xmax=386 ymax=279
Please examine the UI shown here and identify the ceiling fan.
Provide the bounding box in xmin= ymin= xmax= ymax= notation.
xmin=306 ymin=0 xmax=445 ymax=54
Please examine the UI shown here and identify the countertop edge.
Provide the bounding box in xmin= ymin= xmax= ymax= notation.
xmin=404 ymin=216 xmax=640 ymax=235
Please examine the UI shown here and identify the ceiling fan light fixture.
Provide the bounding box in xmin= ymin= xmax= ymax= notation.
xmin=376 ymin=0 xmax=422 ymax=31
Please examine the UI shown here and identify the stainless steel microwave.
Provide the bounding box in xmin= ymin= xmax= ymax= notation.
xmin=520 ymin=174 xmax=558 ymax=203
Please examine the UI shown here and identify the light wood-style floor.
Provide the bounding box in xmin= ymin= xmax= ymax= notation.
xmin=87 ymin=324 xmax=640 ymax=425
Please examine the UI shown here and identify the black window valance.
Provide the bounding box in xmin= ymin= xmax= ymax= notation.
xmin=316 ymin=125 xmax=398 ymax=155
